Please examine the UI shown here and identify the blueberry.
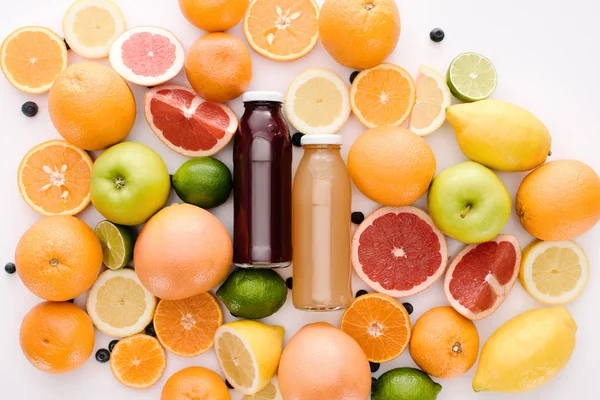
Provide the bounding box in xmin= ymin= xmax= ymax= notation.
xmin=4 ymin=262 xmax=16 ymax=274
xmin=349 ymin=71 xmax=360 ymax=84
xmin=95 ymin=348 xmax=110 ymax=363
xmin=63 ymin=38 xmax=70 ymax=51
xmin=292 ymin=132 xmax=304 ymax=147
xmin=145 ymin=322 xmax=156 ymax=337
xmin=402 ymin=302 xmax=414 ymax=315
xmin=370 ymin=362 xmax=380 ymax=373
xmin=108 ymin=340 xmax=119 ymax=352
xmin=21 ymin=102 xmax=38 ymax=117
xmin=225 ymin=380 xmax=234 ymax=389
xmin=67 ymin=299 xmax=74 ymax=303
xmin=355 ymin=289 xmax=368 ymax=298
xmin=371 ymin=376 xmax=378 ymax=387
xmin=430 ymin=28 xmax=445 ymax=42
xmin=351 ymin=212 xmax=365 ymax=225
xmin=285 ymin=277 xmax=293 ymax=290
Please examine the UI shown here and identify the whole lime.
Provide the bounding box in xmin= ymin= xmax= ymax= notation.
xmin=372 ymin=368 xmax=442 ymax=400
xmin=216 ymin=269 xmax=287 ymax=319
xmin=172 ymin=157 xmax=232 ymax=209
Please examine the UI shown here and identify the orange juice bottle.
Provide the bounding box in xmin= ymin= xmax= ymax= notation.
xmin=292 ymin=134 xmax=352 ymax=311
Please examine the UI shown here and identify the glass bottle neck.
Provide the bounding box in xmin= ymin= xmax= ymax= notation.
xmin=302 ymin=144 xmax=342 ymax=150
xmin=243 ymin=101 xmax=282 ymax=110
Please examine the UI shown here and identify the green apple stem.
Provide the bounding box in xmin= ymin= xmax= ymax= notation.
xmin=114 ymin=177 xmax=126 ymax=189
xmin=460 ymin=204 xmax=471 ymax=219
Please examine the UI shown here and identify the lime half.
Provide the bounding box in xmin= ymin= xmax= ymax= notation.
xmin=94 ymin=220 xmax=136 ymax=270
xmin=447 ymin=52 xmax=497 ymax=102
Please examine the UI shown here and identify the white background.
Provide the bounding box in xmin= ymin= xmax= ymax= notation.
xmin=1 ymin=0 xmax=599 ymax=399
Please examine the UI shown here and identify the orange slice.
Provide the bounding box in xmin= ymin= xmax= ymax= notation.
xmin=350 ymin=63 xmax=416 ymax=129
xmin=110 ymin=334 xmax=166 ymax=389
xmin=154 ymin=292 xmax=223 ymax=357
xmin=0 ymin=26 xmax=67 ymax=94
xmin=243 ymin=0 xmax=319 ymax=61
xmin=17 ymin=140 xmax=93 ymax=216
xmin=409 ymin=65 xmax=452 ymax=136
xmin=340 ymin=292 xmax=411 ymax=363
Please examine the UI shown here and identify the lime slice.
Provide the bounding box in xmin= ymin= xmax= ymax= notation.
xmin=447 ymin=53 xmax=497 ymax=102
xmin=94 ymin=220 xmax=135 ymax=270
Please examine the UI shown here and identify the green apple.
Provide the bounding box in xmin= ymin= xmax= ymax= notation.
xmin=91 ymin=142 xmax=170 ymax=226
xmin=427 ymin=161 xmax=511 ymax=244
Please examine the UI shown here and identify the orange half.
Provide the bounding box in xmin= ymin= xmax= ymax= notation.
xmin=0 ymin=26 xmax=67 ymax=93
xmin=18 ymin=140 xmax=93 ymax=216
xmin=340 ymin=292 xmax=411 ymax=363
xmin=350 ymin=63 xmax=416 ymax=128
xmin=154 ymin=292 xmax=223 ymax=357
xmin=110 ymin=334 xmax=166 ymax=389
xmin=243 ymin=0 xmax=319 ymax=61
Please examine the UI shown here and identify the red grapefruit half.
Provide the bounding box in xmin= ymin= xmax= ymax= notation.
xmin=444 ymin=234 xmax=521 ymax=320
xmin=352 ymin=206 xmax=448 ymax=297
xmin=144 ymin=85 xmax=238 ymax=157
xmin=109 ymin=26 xmax=184 ymax=86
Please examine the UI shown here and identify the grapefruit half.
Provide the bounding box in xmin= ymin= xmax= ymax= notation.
xmin=352 ymin=207 xmax=448 ymax=297
xmin=444 ymin=234 xmax=521 ymax=320
xmin=144 ymin=85 xmax=238 ymax=157
xmin=109 ymin=27 xmax=184 ymax=86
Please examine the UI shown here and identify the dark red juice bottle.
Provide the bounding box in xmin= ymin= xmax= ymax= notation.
xmin=233 ymin=91 xmax=292 ymax=268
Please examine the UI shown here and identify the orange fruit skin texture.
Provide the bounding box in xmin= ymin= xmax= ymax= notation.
xmin=134 ymin=204 xmax=233 ymax=300
xmin=48 ymin=62 xmax=136 ymax=151
xmin=278 ymin=322 xmax=372 ymax=400
xmin=20 ymin=301 xmax=95 ymax=374
xmin=161 ymin=366 xmax=231 ymax=400
xmin=178 ymin=0 xmax=248 ymax=32
xmin=409 ymin=306 xmax=479 ymax=379
xmin=15 ymin=215 xmax=102 ymax=301
xmin=516 ymin=160 xmax=600 ymax=241
xmin=185 ymin=32 xmax=252 ymax=103
xmin=318 ymin=0 xmax=401 ymax=69
xmin=348 ymin=126 xmax=436 ymax=206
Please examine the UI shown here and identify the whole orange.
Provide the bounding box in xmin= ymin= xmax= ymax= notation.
xmin=48 ymin=62 xmax=136 ymax=150
xmin=178 ymin=0 xmax=248 ymax=32
xmin=185 ymin=32 xmax=252 ymax=103
xmin=161 ymin=366 xmax=231 ymax=400
xmin=134 ymin=204 xmax=233 ymax=300
xmin=278 ymin=322 xmax=371 ymax=400
xmin=348 ymin=126 xmax=436 ymax=206
xmin=409 ymin=306 xmax=479 ymax=379
xmin=318 ymin=0 xmax=400 ymax=68
xmin=15 ymin=215 xmax=102 ymax=301
xmin=516 ymin=160 xmax=600 ymax=240
xmin=20 ymin=301 xmax=95 ymax=374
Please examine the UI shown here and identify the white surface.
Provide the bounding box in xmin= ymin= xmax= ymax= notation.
xmin=242 ymin=90 xmax=284 ymax=103
xmin=0 ymin=0 xmax=598 ymax=399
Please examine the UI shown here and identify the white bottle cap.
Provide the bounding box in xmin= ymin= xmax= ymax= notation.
xmin=242 ymin=91 xmax=284 ymax=103
xmin=301 ymin=134 xmax=343 ymax=145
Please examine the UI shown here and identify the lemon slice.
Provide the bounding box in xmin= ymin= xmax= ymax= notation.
xmin=284 ymin=68 xmax=350 ymax=135
xmin=63 ymin=0 xmax=126 ymax=59
xmin=520 ymin=240 xmax=590 ymax=305
xmin=86 ymin=268 xmax=157 ymax=337
xmin=214 ymin=320 xmax=284 ymax=395
xmin=242 ymin=376 xmax=282 ymax=400
xmin=409 ymin=65 xmax=452 ymax=136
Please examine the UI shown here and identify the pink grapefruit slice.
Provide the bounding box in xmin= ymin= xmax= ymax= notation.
xmin=444 ymin=234 xmax=521 ymax=320
xmin=144 ymin=85 xmax=238 ymax=157
xmin=352 ymin=206 xmax=448 ymax=297
xmin=109 ymin=26 xmax=184 ymax=86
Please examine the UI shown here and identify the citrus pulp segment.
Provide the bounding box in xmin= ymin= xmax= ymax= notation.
xmin=520 ymin=240 xmax=590 ymax=305
xmin=350 ymin=63 xmax=416 ymax=128
xmin=86 ymin=268 xmax=157 ymax=337
xmin=243 ymin=0 xmax=319 ymax=61
xmin=340 ymin=293 xmax=411 ymax=362
xmin=94 ymin=220 xmax=135 ymax=270
xmin=242 ymin=376 xmax=282 ymax=400
xmin=109 ymin=27 xmax=185 ymax=86
xmin=352 ymin=206 xmax=448 ymax=297
xmin=284 ymin=68 xmax=350 ymax=134
xmin=17 ymin=140 xmax=93 ymax=216
xmin=144 ymin=85 xmax=238 ymax=157
xmin=409 ymin=65 xmax=452 ymax=136
xmin=110 ymin=334 xmax=166 ymax=389
xmin=154 ymin=292 xmax=223 ymax=357
xmin=447 ymin=52 xmax=497 ymax=102
xmin=444 ymin=235 xmax=521 ymax=320
xmin=0 ymin=26 xmax=67 ymax=94
xmin=62 ymin=0 xmax=126 ymax=58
